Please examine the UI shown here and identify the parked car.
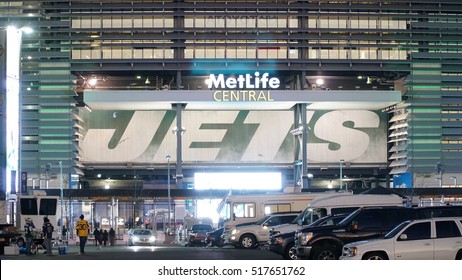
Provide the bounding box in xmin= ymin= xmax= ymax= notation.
xmin=295 ymin=205 xmax=462 ymax=260
xmin=341 ymin=217 xmax=462 ymax=260
xmin=268 ymin=213 xmax=348 ymax=260
xmin=205 ymin=227 xmax=224 ymax=247
xmin=229 ymin=212 xmax=300 ymax=249
xmin=128 ymin=229 xmax=156 ymax=246
xmin=188 ymin=224 xmax=213 ymax=246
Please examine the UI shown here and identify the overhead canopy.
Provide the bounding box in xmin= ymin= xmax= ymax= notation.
xmin=84 ymin=90 xmax=402 ymax=111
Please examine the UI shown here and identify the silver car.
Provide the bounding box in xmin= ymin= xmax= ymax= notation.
xmin=128 ymin=229 xmax=156 ymax=246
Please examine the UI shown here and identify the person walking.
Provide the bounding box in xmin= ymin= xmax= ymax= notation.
xmin=102 ymin=230 xmax=109 ymax=246
xmin=97 ymin=229 xmax=103 ymax=248
xmin=109 ymin=228 xmax=116 ymax=246
xmin=76 ymin=214 xmax=90 ymax=255
xmin=42 ymin=217 xmax=54 ymax=256
xmin=24 ymin=218 xmax=35 ymax=255
xmin=93 ymin=228 xmax=101 ymax=248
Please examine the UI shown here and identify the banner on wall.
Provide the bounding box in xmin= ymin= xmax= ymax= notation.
xmin=393 ymin=173 xmax=413 ymax=188
xmin=80 ymin=110 xmax=387 ymax=165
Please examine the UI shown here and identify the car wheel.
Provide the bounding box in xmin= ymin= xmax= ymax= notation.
xmin=283 ymin=243 xmax=298 ymax=260
xmin=128 ymin=241 xmax=133 ymax=246
xmin=311 ymin=244 xmax=339 ymax=260
xmin=239 ymin=234 xmax=256 ymax=249
xmin=363 ymin=252 xmax=388 ymax=260
xmin=455 ymin=250 xmax=462 ymax=260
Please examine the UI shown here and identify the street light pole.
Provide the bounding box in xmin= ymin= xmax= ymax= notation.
xmin=166 ymin=155 xmax=171 ymax=231
xmin=339 ymin=159 xmax=344 ymax=190
xmin=59 ymin=161 xmax=64 ymax=237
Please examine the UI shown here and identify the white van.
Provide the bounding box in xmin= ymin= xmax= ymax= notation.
xmin=270 ymin=194 xmax=408 ymax=236
xmin=217 ymin=191 xmax=346 ymax=232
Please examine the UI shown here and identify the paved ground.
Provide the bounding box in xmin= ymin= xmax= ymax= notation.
xmin=1 ymin=244 xmax=283 ymax=260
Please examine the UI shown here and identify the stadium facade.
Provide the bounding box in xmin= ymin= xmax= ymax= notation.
xmin=1 ymin=0 xmax=462 ymax=198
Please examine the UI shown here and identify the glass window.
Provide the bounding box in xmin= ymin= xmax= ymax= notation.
xmin=436 ymin=220 xmax=462 ymax=238
xmin=280 ymin=215 xmax=297 ymax=224
xmin=400 ymin=222 xmax=431 ymax=241
xmin=39 ymin=198 xmax=57 ymax=216
xmin=264 ymin=204 xmax=291 ymax=214
xmin=20 ymin=198 xmax=38 ymax=215
xmin=265 ymin=217 xmax=281 ymax=226
xmin=354 ymin=211 xmax=382 ymax=230
xmin=331 ymin=207 xmax=358 ymax=215
xmin=233 ymin=203 xmax=255 ymax=218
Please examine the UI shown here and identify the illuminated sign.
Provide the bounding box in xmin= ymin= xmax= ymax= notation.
xmin=6 ymin=27 xmax=22 ymax=195
xmin=206 ymin=72 xmax=280 ymax=89
xmin=207 ymin=72 xmax=279 ymax=102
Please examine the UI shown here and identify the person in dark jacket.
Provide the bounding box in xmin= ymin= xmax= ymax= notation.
xmin=109 ymin=228 xmax=116 ymax=246
xmin=102 ymin=230 xmax=109 ymax=246
xmin=24 ymin=218 xmax=35 ymax=255
xmin=42 ymin=217 xmax=54 ymax=256
xmin=93 ymin=228 xmax=101 ymax=249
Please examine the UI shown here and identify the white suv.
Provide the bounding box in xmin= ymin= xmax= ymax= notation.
xmin=229 ymin=212 xmax=299 ymax=249
xmin=341 ymin=217 xmax=462 ymax=260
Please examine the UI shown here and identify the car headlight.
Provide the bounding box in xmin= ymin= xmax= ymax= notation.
xmin=231 ymin=229 xmax=239 ymax=235
xmin=344 ymin=247 xmax=358 ymax=257
xmin=274 ymin=237 xmax=284 ymax=245
xmin=299 ymin=232 xmax=313 ymax=246
xmin=149 ymin=236 xmax=156 ymax=242
xmin=133 ymin=236 xmax=140 ymax=242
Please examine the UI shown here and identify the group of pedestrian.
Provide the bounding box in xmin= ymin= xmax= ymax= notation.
xmin=23 ymin=216 xmax=54 ymax=256
xmin=92 ymin=228 xmax=109 ymax=248
xmin=22 ymin=214 xmax=117 ymax=256
xmin=77 ymin=215 xmax=117 ymax=254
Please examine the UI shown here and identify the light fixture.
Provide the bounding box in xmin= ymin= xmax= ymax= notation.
xmin=328 ymin=180 xmax=333 ymax=189
xmin=145 ymin=78 xmax=150 ymax=84
xmin=104 ymin=184 xmax=110 ymax=189
xmin=290 ymin=126 xmax=310 ymax=136
xmin=88 ymin=78 xmax=97 ymax=87
xmin=315 ymin=78 xmax=324 ymax=86
xmin=172 ymin=126 xmax=186 ymax=135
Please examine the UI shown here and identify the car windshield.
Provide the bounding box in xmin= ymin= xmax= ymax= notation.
xmin=337 ymin=208 xmax=362 ymax=226
xmin=291 ymin=209 xmax=308 ymax=224
xmin=383 ymin=220 xmax=411 ymax=239
xmin=255 ymin=216 xmax=271 ymax=225
xmin=192 ymin=225 xmax=212 ymax=231
xmin=133 ymin=230 xmax=152 ymax=235
xmin=307 ymin=214 xmax=347 ymax=227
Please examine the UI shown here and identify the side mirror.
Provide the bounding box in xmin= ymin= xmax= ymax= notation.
xmin=297 ymin=220 xmax=303 ymax=226
xmin=350 ymin=223 xmax=358 ymax=232
xmin=398 ymin=234 xmax=408 ymax=241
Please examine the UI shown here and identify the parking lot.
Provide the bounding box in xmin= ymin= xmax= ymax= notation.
xmin=0 ymin=244 xmax=281 ymax=260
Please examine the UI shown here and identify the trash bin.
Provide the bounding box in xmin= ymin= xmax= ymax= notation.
xmin=58 ymin=246 xmax=67 ymax=255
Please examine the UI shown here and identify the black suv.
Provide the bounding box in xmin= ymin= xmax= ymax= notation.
xmin=268 ymin=213 xmax=348 ymax=260
xmin=295 ymin=205 xmax=462 ymax=260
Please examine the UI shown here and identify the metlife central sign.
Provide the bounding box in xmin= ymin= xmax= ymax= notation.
xmin=206 ymin=72 xmax=280 ymax=102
